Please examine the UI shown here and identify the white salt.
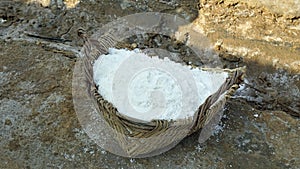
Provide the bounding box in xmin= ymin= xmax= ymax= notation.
xmin=93 ymin=48 xmax=228 ymax=121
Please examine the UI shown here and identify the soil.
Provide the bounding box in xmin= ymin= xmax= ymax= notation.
xmin=0 ymin=0 xmax=299 ymax=168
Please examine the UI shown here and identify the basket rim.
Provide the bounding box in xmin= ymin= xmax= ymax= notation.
xmin=79 ymin=32 xmax=246 ymax=138
xmin=91 ymin=64 xmax=245 ymax=138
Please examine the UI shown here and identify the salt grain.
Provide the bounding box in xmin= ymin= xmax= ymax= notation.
xmin=93 ymin=48 xmax=228 ymax=121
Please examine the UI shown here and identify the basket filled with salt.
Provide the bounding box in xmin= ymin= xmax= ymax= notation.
xmin=73 ymin=13 xmax=245 ymax=158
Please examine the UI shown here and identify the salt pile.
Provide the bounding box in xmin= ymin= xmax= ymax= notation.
xmin=93 ymin=48 xmax=228 ymax=121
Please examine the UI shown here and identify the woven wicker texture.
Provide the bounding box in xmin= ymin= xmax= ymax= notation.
xmin=77 ymin=30 xmax=245 ymax=157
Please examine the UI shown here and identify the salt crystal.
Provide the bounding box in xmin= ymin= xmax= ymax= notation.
xmin=0 ymin=18 xmax=7 ymax=24
xmin=93 ymin=48 xmax=228 ymax=121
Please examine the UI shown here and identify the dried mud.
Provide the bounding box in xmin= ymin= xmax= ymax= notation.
xmin=0 ymin=0 xmax=299 ymax=168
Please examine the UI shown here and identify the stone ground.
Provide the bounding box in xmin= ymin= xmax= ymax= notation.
xmin=0 ymin=0 xmax=299 ymax=168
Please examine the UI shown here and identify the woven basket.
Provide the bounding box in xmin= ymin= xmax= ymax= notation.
xmin=78 ymin=30 xmax=245 ymax=157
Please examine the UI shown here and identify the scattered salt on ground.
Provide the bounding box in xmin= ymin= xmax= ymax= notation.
xmin=93 ymin=48 xmax=228 ymax=121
